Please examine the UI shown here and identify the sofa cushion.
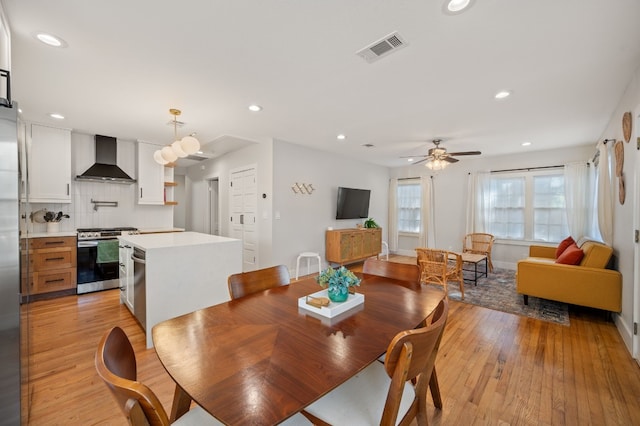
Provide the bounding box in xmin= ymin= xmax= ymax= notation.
xmin=556 ymin=243 xmax=584 ymax=265
xmin=555 ymin=236 xmax=575 ymax=258
xmin=580 ymin=241 xmax=613 ymax=268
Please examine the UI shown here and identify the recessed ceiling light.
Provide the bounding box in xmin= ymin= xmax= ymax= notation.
xmin=34 ymin=32 xmax=67 ymax=48
xmin=337 ymin=134 xmax=346 ymax=140
xmin=408 ymin=158 xmax=414 ymax=162
xmin=248 ymin=104 xmax=262 ymax=112
xmin=521 ymin=142 xmax=531 ymax=146
xmin=49 ymin=113 xmax=65 ymax=120
xmin=494 ymin=90 xmax=512 ymax=100
xmin=443 ymin=0 xmax=475 ymax=15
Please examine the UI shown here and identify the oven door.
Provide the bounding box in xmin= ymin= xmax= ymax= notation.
xmin=77 ymin=239 xmax=120 ymax=294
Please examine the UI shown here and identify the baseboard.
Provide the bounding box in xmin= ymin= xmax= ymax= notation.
xmin=614 ymin=313 xmax=633 ymax=355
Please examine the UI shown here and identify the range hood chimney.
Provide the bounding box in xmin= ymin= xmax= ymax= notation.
xmin=76 ymin=135 xmax=136 ymax=184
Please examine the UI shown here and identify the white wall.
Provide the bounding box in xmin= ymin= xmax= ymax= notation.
xmin=390 ymin=144 xmax=595 ymax=266
xmin=597 ymin=65 xmax=640 ymax=352
xmin=272 ymin=140 xmax=390 ymax=274
xmin=185 ymin=140 xmax=275 ymax=266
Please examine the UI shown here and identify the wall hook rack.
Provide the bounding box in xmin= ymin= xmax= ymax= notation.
xmin=291 ymin=182 xmax=315 ymax=195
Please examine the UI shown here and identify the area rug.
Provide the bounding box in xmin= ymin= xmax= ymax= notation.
xmin=446 ymin=268 xmax=570 ymax=326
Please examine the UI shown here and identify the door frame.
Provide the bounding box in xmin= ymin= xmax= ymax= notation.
xmin=207 ymin=178 xmax=219 ymax=235
xmin=633 ymin=105 xmax=640 ymax=364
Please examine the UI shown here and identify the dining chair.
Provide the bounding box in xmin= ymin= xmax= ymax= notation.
xmin=95 ymin=326 xmax=223 ymax=425
xmin=301 ymin=298 xmax=449 ymax=426
xmin=463 ymin=232 xmax=495 ymax=272
xmin=227 ymin=264 xmax=290 ymax=300
xmin=363 ymin=258 xmax=420 ymax=285
xmin=416 ymin=248 xmax=465 ymax=300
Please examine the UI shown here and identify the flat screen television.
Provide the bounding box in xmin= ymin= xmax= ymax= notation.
xmin=336 ymin=187 xmax=371 ymax=220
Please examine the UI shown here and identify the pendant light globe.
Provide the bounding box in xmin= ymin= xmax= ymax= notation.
xmin=180 ymin=135 xmax=200 ymax=155
xmin=154 ymin=150 xmax=169 ymax=165
xmin=171 ymin=140 xmax=188 ymax=158
xmin=161 ymin=146 xmax=178 ymax=163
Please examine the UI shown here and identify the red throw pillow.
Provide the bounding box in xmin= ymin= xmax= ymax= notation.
xmin=555 ymin=236 xmax=575 ymax=258
xmin=555 ymin=243 xmax=584 ymax=265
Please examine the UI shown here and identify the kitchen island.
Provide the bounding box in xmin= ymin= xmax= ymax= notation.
xmin=118 ymin=231 xmax=242 ymax=348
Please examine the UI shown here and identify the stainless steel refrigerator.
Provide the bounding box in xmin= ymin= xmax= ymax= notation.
xmin=0 ymin=97 xmax=20 ymax=423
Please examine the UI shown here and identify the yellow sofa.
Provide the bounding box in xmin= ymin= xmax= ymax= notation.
xmin=516 ymin=240 xmax=622 ymax=312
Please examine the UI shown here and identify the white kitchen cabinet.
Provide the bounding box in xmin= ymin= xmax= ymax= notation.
xmin=118 ymin=242 xmax=134 ymax=312
xmin=136 ymin=141 xmax=164 ymax=205
xmin=27 ymin=123 xmax=72 ymax=203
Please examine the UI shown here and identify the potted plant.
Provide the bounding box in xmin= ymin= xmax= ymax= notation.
xmin=363 ymin=218 xmax=379 ymax=228
xmin=316 ymin=266 xmax=361 ymax=303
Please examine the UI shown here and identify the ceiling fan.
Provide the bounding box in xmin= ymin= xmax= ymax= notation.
xmin=402 ymin=139 xmax=481 ymax=167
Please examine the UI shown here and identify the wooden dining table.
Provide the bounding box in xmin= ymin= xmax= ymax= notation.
xmin=152 ymin=273 xmax=444 ymax=425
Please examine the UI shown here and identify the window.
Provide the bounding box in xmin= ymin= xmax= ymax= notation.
xmin=485 ymin=171 xmax=568 ymax=243
xmin=397 ymin=181 xmax=421 ymax=233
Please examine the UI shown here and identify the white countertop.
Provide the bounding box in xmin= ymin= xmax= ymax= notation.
xmin=21 ymin=231 xmax=76 ymax=239
xmin=138 ymin=227 xmax=185 ymax=234
xmin=119 ymin=231 xmax=239 ymax=250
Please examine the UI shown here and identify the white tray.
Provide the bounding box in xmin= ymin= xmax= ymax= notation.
xmin=298 ymin=289 xmax=364 ymax=318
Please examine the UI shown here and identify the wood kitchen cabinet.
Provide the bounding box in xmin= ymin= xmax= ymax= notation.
xmin=137 ymin=141 xmax=164 ymax=205
xmin=21 ymin=236 xmax=77 ymax=300
xmin=26 ymin=123 xmax=72 ymax=203
xmin=325 ymin=228 xmax=382 ymax=265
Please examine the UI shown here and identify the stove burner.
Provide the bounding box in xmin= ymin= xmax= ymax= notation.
xmin=77 ymin=227 xmax=139 ymax=241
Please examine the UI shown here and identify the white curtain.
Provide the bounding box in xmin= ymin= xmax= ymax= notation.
xmin=387 ymin=178 xmax=398 ymax=251
xmin=466 ymin=171 xmax=492 ymax=234
xmin=596 ymin=140 xmax=614 ymax=244
xmin=418 ymin=176 xmax=435 ymax=247
xmin=563 ymin=161 xmax=590 ymax=239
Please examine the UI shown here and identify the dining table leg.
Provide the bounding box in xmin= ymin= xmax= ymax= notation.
xmin=429 ymin=368 xmax=442 ymax=409
xmin=170 ymin=384 xmax=193 ymax=422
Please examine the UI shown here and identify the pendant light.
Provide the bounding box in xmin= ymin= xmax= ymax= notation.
xmin=154 ymin=108 xmax=201 ymax=165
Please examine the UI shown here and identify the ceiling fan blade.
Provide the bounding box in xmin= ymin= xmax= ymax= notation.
xmin=448 ymin=151 xmax=482 ymax=156
xmin=411 ymin=157 xmax=430 ymax=165
xmin=443 ymin=156 xmax=459 ymax=163
xmin=399 ymin=154 xmax=429 ymax=159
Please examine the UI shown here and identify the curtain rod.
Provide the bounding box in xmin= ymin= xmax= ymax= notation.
xmin=395 ymin=176 xmax=434 ymax=181
xmin=489 ymin=163 xmax=590 ymax=174
xmin=490 ymin=165 xmax=564 ymax=173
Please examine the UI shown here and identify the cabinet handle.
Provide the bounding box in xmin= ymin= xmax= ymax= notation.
xmin=140 ymin=188 xmax=143 ymax=198
xmin=67 ymin=183 xmax=70 ymax=196
xmin=44 ymin=241 xmax=65 ymax=245
xmin=45 ymin=257 xmax=65 ymax=261
xmin=45 ymin=278 xmax=65 ymax=284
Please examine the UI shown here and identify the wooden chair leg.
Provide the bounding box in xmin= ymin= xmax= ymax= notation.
xmin=170 ymin=384 xmax=192 ymax=422
xmin=429 ymin=368 xmax=442 ymax=409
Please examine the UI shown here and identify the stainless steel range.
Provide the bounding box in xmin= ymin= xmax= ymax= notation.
xmin=77 ymin=227 xmax=139 ymax=294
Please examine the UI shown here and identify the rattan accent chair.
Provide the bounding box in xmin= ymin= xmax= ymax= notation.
xmin=415 ymin=248 xmax=464 ymax=300
xmin=463 ymin=233 xmax=495 ymax=272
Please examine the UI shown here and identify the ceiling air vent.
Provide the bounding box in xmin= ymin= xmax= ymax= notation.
xmin=356 ymin=32 xmax=408 ymax=63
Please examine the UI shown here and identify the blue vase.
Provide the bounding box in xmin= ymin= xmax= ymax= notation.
xmin=328 ymin=283 xmax=349 ymax=303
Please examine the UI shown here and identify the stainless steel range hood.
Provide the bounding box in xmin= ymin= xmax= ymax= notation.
xmin=76 ymin=135 xmax=136 ymax=184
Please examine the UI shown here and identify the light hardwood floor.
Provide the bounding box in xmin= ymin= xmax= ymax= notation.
xmin=23 ymin=257 xmax=640 ymax=425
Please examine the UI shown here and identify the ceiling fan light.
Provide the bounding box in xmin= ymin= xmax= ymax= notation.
xmin=161 ymin=146 xmax=178 ymax=162
xmin=171 ymin=140 xmax=188 ymax=158
xmin=154 ymin=150 xmax=169 ymax=165
xmin=425 ymin=159 xmax=448 ymax=170
xmin=180 ymin=135 xmax=200 ymax=155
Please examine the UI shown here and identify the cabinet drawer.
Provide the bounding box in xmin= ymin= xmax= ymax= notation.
xmin=30 ymin=269 xmax=76 ymax=294
xmin=29 ymin=236 xmax=76 ymax=249
xmin=33 ymin=249 xmax=74 ymax=271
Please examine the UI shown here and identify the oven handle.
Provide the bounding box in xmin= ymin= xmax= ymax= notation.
xmin=78 ymin=241 xmax=99 ymax=248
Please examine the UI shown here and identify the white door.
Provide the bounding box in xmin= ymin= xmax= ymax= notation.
xmin=230 ymin=167 xmax=258 ymax=271
xmin=208 ymin=178 xmax=219 ymax=235
xmin=633 ymin=106 xmax=640 ymax=365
